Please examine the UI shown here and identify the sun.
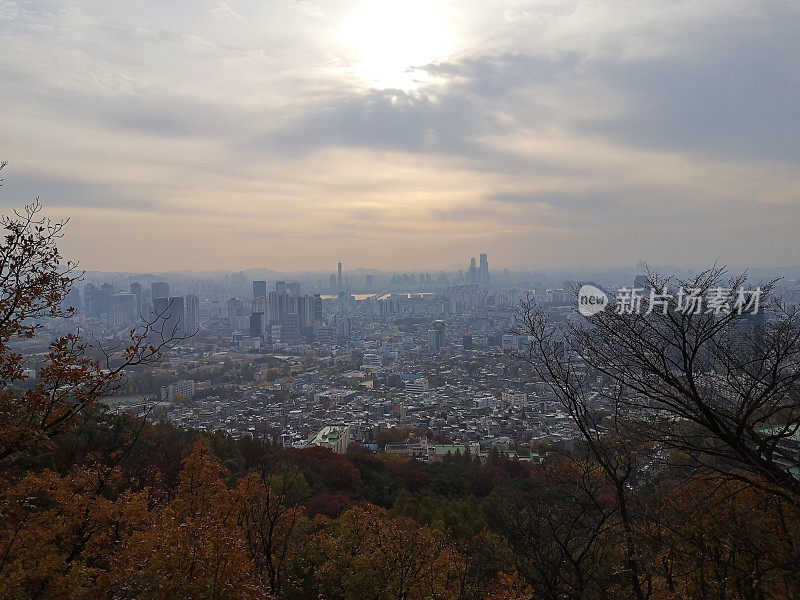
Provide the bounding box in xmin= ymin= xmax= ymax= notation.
xmin=339 ymin=0 xmax=454 ymax=90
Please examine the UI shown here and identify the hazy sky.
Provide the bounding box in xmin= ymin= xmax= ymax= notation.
xmin=1 ymin=0 xmax=799 ymax=272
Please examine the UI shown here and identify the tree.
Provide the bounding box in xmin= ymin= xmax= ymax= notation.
xmin=0 ymin=173 xmax=183 ymax=462
xmin=485 ymin=452 xmax=626 ymax=600
xmin=652 ymin=474 xmax=800 ymax=599
xmin=0 ymin=459 xmax=151 ymax=598
xmin=236 ymin=459 xmax=312 ymax=596
xmin=299 ymin=504 xmax=475 ymax=600
xmin=0 ymin=174 xmax=191 ymax=596
xmin=112 ymin=443 xmax=270 ymax=600
xmin=518 ymin=267 xmax=800 ymax=503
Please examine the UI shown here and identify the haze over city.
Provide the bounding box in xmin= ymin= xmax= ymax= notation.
xmin=1 ymin=0 xmax=799 ymax=272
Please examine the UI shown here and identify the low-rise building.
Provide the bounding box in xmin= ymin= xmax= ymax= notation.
xmin=308 ymin=424 xmax=351 ymax=453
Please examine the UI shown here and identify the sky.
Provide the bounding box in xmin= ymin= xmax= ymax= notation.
xmin=1 ymin=0 xmax=799 ymax=272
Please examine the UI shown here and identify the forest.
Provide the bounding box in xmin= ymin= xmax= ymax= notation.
xmin=2 ymin=408 xmax=799 ymax=599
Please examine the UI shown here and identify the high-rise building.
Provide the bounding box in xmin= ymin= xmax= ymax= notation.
xmin=337 ymin=317 xmax=351 ymax=341
xmin=153 ymin=296 xmax=184 ymax=337
xmin=338 ymin=291 xmax=351 ymax=313
xmin=151 ymin=281 xmax=170 ymax=302
xmin=311 ymin=294 xmax=323 ymax=323
xmin=468 ymin=258 xmax=478 ymax=284
xmin=329 ymin=273 xmax=336 ymax=290
xmin=227 ymin=297 xmax=244 ymax=331
xmin=83 ymin=283 xmax=102 ymax=316
xmin=337 ymin=262 xmax=343 ymax=290
xmin=185 ymin=294 xmax=199 ymax=334
xmin=427 ymin=329 xmax=442 ymax=352
xmin=249 ymin=312 xmax=264 ymax=337
xmin=110 ymin=293 xmax=136 ymax=325
xmin=63 ymin=287 xmax=81 ymax=313
xmin=252 ymin=280 xmax=267 ymax=299
xmin=430 ymin=320 xmax=445 ymax=351
xmin=100 ymin=283 xmax=114 ymax=314
xmin=287 ymin=294 xmax=308 ymax=330
xmin=275 ymin=281 xmax=286 ymax=294
xmin=254 ymin=296 xmax=268 ymax=316
xmin=130 ymin=282 xmax=142 ymax=317
xmin=479 ymin=253 xmax=490 ymax=287
xmin=288 ymin=282 xmax=301 ymax=296
xmin=268 ymin=290 xmax=287 ymax=324
xmin=280 ymin=313 xmax=301 ymax=343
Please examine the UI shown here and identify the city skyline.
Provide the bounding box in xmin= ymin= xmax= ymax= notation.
xmin=78 ymin=260 xmax=800 ymax=281
xmin=1 ymin=1 xmax=799 ymax=271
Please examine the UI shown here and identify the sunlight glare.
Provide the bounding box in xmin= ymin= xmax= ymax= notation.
xmin=339 ymin=0 xmax=454 ymax=89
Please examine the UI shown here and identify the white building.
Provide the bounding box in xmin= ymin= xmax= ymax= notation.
xmin=502 ymin=391 xmax=528 ymax=407
xmin=160 ymin=379 xmax=196 ymax=402
xmin=307 ymin=425 xmax=351 ymax=453
xmin=404 ymin=376 xmax=429 ymax=395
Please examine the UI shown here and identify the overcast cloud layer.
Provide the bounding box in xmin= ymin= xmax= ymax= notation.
xmin=1 ymin=0 xmax=798 ymax=271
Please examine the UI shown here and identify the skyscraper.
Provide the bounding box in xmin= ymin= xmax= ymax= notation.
xmin=338 ymin=291 xmax=351 ymax=313
xmin=286 ymin=294 xmax=308 ymax=330
xmin=227 ymin=297 xmax=244 ymax=330
xmin=84 ymin=283 xmax=103 ymax=316
xmin=249 ymin=312 xmax=264 ymax=337
xmin=311 ymin=294 xmax=323 ymax=323
xmin=268 ymin=290 xmax=287 ymax=324
xmin=280 ymin=313 xmax=301 ymax=343
xmin=153 ymin=296 xmax=184 ymax=338
xmin=254 ymin=296 xmax=268 ymax=317
xmin=185 ymin=294 xmax=199 ymax=335
xmin=63 ymin=287 xmax=81 ymax=313
xmin=110 ymin=293 xmax=136 ymax=325
xmin=129 ymin=281 xmax=142 ymax=317
xmin=427 ymin=329 xmax=441 ymax=352
xmin=468 ymin=258 xmax=478 ymax=284
xmin=252 ymin=280 xmax=267 ymax=299
xmin=151 ymin=281 xmax=170 ymax=302
xmin=100 ymin=283 xmax=113 ymax=314
xmin=479 ymin=253 xmax=490 ymax=287
xmin=337 ymin=262 xmax=343 ymax=290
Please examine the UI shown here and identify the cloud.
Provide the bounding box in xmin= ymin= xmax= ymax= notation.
xmin=489 ymin=192 xmax=620 ymax=211
xmin=0 ymin=173 xmax=162 ymax=214
xmin=0 ymin=0 xmax=798 ymax=270
xmin=578 ymin=4 xmax=800 ymax=162
xmin=417 ymin=3 xmax=800 ymax=164
xmin=210 ymin=2 xmax=244 ymax=21
xmin=251 ymin=0 xmax=800 ymax=170
xmin=252 ymin=88 xmax=500 ymax=157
